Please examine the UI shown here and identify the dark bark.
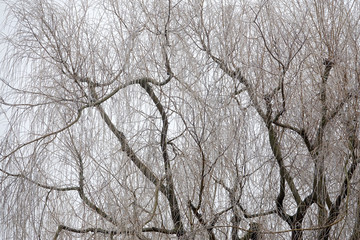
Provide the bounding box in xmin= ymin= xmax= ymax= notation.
xmin=139 ymin=81 xmax=185 ymax=237
xmin=90 ymin=84 xmax=185 ymax=237
xmin=318 ymin=157 xmax=359 ymax=239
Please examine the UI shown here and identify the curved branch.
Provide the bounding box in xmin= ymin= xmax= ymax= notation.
xmin=272 ymin=122 xmax=314 ymax=153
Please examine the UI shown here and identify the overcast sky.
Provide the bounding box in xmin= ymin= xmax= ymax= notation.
xmin=0 ymin=1 xmax=8 ymax=137
xmin=0 ymin=1 xmax=6 ymax=30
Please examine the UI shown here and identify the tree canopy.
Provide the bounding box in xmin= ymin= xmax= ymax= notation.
xmin=0 ymin=0 xmax=359 ymax=239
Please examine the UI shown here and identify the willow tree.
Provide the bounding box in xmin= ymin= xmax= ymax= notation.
xmin=1 ymin=0 xmax=359 ymax=239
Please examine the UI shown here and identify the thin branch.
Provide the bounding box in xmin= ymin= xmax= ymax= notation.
xmin=74 ymin=147 xmax=119 ymax=226
xmin=38 ymin=190 xmax=52 ymax=240
xmin=143 ymin=177 xmax=164 ymax=226
xmin=253 ymin=16 xmax=285 ymax=70
xmin=0 ymin=170 xmax=79 ymax=192
xmin=1 ymin=107 xmax=83 ymax=162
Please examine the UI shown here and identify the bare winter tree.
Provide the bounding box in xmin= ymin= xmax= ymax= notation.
xmin=0 ymin=0 xmax=359 ymax=239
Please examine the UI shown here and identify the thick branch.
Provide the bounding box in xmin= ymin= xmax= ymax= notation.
xmin=188 ymin=201 xmax=216 ymax=240
xmin=275 ymin=162 xmax=291 ymax=225
xmin=273 ymin=122 xmax=314 ymax=153
xmin=89 ymin=86 xmax=166 ymax=194
xmin=318 ymin=155 xmax=359 ymax=239
xmin=242 ymin=208 xmax=277 ymax=219
xmin=192 ymin=139 xmax=207 ymax=211
xmin=201 ymin=41 xmax=301 ymax=206
xmin=139 ymin=81 xmax=185 ymax=237
xmin=268 ymin=122 xmax=301 ymax=205
xmin=290 ymin=193 xmax=316 ymax=240
xmin=199 ymin=36 xmax=266 ymax=120
xmin=312 ymin=59 xmax=334 ymax=227
xmin=53 ymin=224 xmax=177 ymax=240
xmin=314 ymin=59 xmax=333 ymax=149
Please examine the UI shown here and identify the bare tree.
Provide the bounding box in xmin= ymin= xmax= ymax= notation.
xmin=0 ymin=0 xmax=359 ymax=239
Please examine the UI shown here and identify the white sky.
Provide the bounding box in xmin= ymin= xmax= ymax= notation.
xmin=0 ymin=1 xmax=5 ymax=21
xmin=0 ymin=1 xmax=8 ymax=138
xmin=0 ymin=1 xmax=7 ymax=36
xmin=0 ymin=1 xmax=7 ymax=63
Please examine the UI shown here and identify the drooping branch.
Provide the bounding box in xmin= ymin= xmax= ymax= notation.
xmin=1 ymin=108 xmax=83 ymax=162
